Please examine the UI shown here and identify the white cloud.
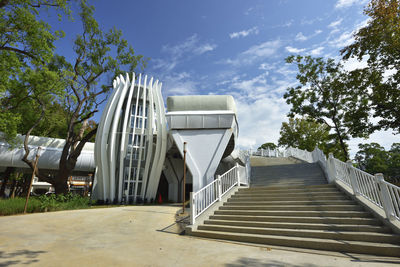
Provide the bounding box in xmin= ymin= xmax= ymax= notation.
xmin=295 ymin=32 xmax=307 ymax=41
xmin=285 ymin=46 xmax=305 ymax=53
xmin=294 ymin=30 xmax=322 ymax=42
xmin=221 ymin=39 xmax=282 ymax=66
xmin=271 ymin=19 xmax=294 ymax=28
xmin=310 ymin=46 xmax=324 ymax=56
xmin=243 ymin=39 xmax=281 ymax=57
xmin=328 ymin=18 xmax=343 ymax=28
xmin=342 ymin=56 xmax=369 ymax=71
xmin=162 ymin=34 xmax=216 ymax=57
xmin=315 ymin=29 xmax=323 ymax=35
xmin=152 ymin=34 xmax=216 ymax=71
xmin=300 ymin=16 xmax=324 ymax=26
xmin=230 ymin=27 xmax=259 ymax=39
xmin=194 ymin=44 xmax=217 ymax=54
xmin=329 ymin=31 xmax=354 ymax=48
xmin=162 ymin=72 xmax=198 ymax=97
xmin=236 ymin=96 xmax=289 ymax=148
xmin=244 ymin=7 xmax=254 ymax=15
xmin=335 ymin=0 xmax=368 ymax=9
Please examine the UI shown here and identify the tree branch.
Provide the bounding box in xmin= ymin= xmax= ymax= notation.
xmin=73 ymin=109 xmax=98 ymax=125
xmin=0 ymin=46 xmax=37 ymax=61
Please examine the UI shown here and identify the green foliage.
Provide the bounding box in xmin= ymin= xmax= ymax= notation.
xmin=0 ymin=112 xmax=21 ymax=146
xmin=0 ymin=0 xmax=70 ymax=144
xmin=278 ymin=117 xmax=329 ymax=151
xmin=277 ymin=117 xmax=346 ymax=160
xmin=341 ymin=0 xmax=400 ymax=133
xmin=258 ymin=142 xmax=277 ymax=150
xmin=284 ymin=55 xmax=374 ymax=160
xmin=355 ymin=143 xmax=388 ymax=174
xmin=0 ymin=193 xmax=93 ymax=216
xmin=355 ymin=142 xmax=400 ymax=184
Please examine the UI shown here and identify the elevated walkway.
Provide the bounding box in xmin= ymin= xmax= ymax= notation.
xmin=190 ymin=157 xmax=400 ymax=257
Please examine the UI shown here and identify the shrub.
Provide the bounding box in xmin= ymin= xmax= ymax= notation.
xmin=0 ymin=193 xmax=94 ymax=216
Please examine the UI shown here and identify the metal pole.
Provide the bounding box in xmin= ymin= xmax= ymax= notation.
xmin=24 ymin=147 xmax=41 ymax=214
xmin=182 ymin=142 xmax=187 ymax=213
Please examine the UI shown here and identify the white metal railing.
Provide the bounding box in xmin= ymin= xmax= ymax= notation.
xmin=326 ymin=153 xmax=399 ymax=222
xmin=190 ymin=163 xmax=248 ymax=225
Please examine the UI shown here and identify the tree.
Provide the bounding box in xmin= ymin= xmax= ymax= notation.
xmin=355 ymin=143 xmax=400 ymax=184
xmin=341 ymin=0 xmax=400 ymax=133
xmin=1 ymin=1 xmax=146 ymax=194
xmin=258 ymin=142 xmax=277 ymax=150
xmin=284 ymin=55 xmax=372 ymax=161
xmin=0 ymin=0 xmax=70 ymax=144
xmin=387 ymin=143 xmax=400 ymax=183
xmin=278 ymin=117 xmax=329 ymax=152
xmin=277 ymin=117 xmax=345 ymax=158
xmin=355 ymin=143 xmax=389 ymax=174
xmin=48 ymin=0 xmax=146 ymax=194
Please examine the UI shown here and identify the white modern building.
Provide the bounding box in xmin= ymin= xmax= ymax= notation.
xmin=91 ymin=73 xmax=247 ymax=203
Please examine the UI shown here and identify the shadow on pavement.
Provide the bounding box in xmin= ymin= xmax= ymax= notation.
xmin=0 ymin=250 xmax=46 ymax=266
xmin=226 ymin=258 xmax=320 ymax=267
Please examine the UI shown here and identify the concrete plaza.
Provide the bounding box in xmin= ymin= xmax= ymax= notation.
xmin=0 ymin=205 xmax=399 ymax=266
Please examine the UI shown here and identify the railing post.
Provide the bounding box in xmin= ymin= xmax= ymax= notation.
xmin=375 ymin=173 xmax=396 ymax=221
xmin=327 ymin=153 xmax=336 ymax=183
xmin=236 ymin=163 xmax=240 ymax=187
xmin=217 ymin=175 xmax=222 ymax=201
xmin=190 ymin=192 xmax=195 ymax=225
xmin=347 ymin=160 xmax=360 ymax=196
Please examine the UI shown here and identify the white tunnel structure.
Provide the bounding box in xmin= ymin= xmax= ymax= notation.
xmin=92 ymin=73 xmax=167 ymax=203
xmin=0 ymin=135 xmax=95 ymax=172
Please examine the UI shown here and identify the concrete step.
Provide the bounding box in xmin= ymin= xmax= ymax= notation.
xmin=250 ymin=183 xmax=330 ymax=188
xmin=233 ymin=191 xmax=344 ymax=197
xmin=224 ymin=200 xmax=356 ymax=206
xmin=251 ymin=176 xmax=326 ymax=181
xmin=209 ymin=215 xmax=382 ymax=225
xmin=213 ymin=210 xmax=372 ymax=218
xmin=197 ymin=224 xmax=400 ymax=244
xmin=191 ymin=230 xmax=400 ymax=257
xmin=241 ymin=184 xmax=336 ymax=190
xmin=227 ymin=195 xmax=349 ymax=201
xmin=203 ymin=219 xmax=392 ymax=233
xmin=248 ymin=184 xmax=334 ymax=190
xmin=219 ymin=205 xmax=364 ymax=211
xmin=251 ymin=182 xmax=328 ymax=187
xmin=237 ymin=187 xmax=339 ymax=194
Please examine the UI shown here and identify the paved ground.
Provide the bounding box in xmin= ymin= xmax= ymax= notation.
xmin=0 ymin=205 xmax=399 ymax=267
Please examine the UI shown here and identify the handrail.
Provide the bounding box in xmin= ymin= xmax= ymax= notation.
xmin=190 ymin=165 xmax=239 ymax=225
xmin=253 ymin=145 xmax=400 ymax=224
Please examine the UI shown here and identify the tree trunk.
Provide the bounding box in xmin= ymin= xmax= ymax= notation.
xmin=55 ymin=126 xmax=97 ymax=195
xmin=53 ymin=177 xmax=69 ymax=195
xmin=331 ymin=119 xmax=349 ymax=161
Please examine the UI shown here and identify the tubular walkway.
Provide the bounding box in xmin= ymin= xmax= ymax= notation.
xmin=190 ymin=157 xmax=400 ymax=257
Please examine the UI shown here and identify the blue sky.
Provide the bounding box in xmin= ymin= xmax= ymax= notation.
xmin=50 ymin=0 xmax=397 ymax=155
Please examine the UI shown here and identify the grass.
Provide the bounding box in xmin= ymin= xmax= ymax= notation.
xmin=0 ymin=193 xmax=95 ymax=216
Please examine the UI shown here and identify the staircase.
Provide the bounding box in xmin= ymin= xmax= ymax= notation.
xmin=190 ymin=158 xmax=400 ymax=257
